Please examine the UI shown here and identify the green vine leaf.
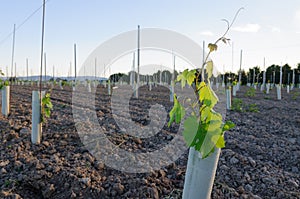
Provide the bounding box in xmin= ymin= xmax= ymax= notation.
xmin=200 ymin=105 xmax=210 ymax=121
xmin=206 ymin=61 xmax=213 ymax=80
xmin=0 ymin=70 xmax=3 ymax=89
xmin=177 ymin=69 xmax=188 ymax=88
xmin=168 ymin=94 xmax=185 ymax=126
xmin=176 ymin=69 xmax=196 ymax=88
xmin=186 ymin=69 xmax=196 ymax=86
xmin=208 ymin=43 xmax=218 ymax=52
xmin=199 ymin=81 xmax=218 ymax=108
xmin=41 ymin=92 xmax=53 ymax=122
xmin=222 ymin=121 xmax=235 ymax=131
xmin=207 ymin=111 xmax=223 ymax=130
xmin=183 ymin=116 xmax=199 ymax=146
xmin=200 ymin=122 xmax=223 ymax=157
xmin=212 ymin=135 xmax=225 ymax=148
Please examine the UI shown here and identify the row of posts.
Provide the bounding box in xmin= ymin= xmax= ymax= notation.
xmin=0 ymin=79 xmax=113 ymax=144
xmin=4 ymin=78 xmax=300 ymax=114
xmin=225 ymin=80 xmax=298 ymax=110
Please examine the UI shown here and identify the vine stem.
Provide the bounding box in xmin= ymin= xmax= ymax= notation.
xmin=196 ymin=7 xmax=244 ymax=90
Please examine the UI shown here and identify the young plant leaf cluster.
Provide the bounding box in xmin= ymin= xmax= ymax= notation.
xmin=0 ymin=70 xmax=3 ymax=89
xmin=0 ymin=70 xmax=9 ymax=90
xmin=168 ymin=62 xmax=235 ymax=158
xmin=231 ymin=98 xmax=259 ymax=113
xmin=168 ymin=8 xmax=244 ymax=158
xmin=41 ymin=91 xmax=53 ymax=123
xmin=232 ymin=80 xmax=237 ymax=86
xmin=245 ymin=87 xmax=256 ymax=97
xmin=231 ymin=98 xmax=243 ymax=112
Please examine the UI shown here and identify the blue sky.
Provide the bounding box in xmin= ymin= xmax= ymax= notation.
xmin=0 ymin=0 xmax=300 ymax=77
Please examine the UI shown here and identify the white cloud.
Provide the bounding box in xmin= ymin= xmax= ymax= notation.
xmin=232 ymin=23 xmax=261 ymax=33
xmin=199 ymin=31 xmax=214 ymax=36
xmin=293 ymin=9 xmax=300 ymax=29
xmin=295 ymin=9 xmax=300 ymax=21
xmin=268 ymin=25 xmax=281 ymax=33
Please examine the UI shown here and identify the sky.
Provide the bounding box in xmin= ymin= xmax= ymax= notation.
xmin=0 ymin=0 xmax=300 ymax=77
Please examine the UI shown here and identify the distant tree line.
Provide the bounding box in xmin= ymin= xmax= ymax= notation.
xmin=222 ymin=63 xmax=300 ymax=85
xmin=108 ymin=63 xmax=300 ymax=86
xmin=109 ymin=70 xmax=178 ymax=84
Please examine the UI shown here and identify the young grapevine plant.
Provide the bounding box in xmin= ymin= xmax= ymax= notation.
xmin=0 ymin=70 xmax=9 ymax=90
xmin=0 ymin=70 xmax=4 ymax=89
xmin=41 ymin=91 xmax=53 ymax=123
xmin=168 ymin=10 xmax=243 ymax=158
xmin=168 ymin=62 xmax=235 ymax=158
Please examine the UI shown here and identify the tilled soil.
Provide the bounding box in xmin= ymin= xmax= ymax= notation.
xmin=213 ymin=86 xmax=300 ymax=199
xmin=0 ymin=84 xmax=299 ymax=199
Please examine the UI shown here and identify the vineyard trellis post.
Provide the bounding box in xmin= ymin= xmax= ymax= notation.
xmin=32 ymin=0 xmax=46 ymax=144
xmin=136 ymin=25 xmax=140 ymax=98
xmin=238 ymin=49 xmax=242 ymax=91
xmin=1 ymin=86 xmax=10 ymax=117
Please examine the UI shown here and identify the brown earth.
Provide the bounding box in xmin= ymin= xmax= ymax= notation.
xmin=0 ymin=84 xmax=299 ymax=199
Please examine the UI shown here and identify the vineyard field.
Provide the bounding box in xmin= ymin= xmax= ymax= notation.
xmin=0 ymin=84 xmax=299 ymax=198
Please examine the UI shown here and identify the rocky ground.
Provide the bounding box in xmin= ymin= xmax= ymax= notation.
xmin=0 ymin=84 xmax=299 ymax=199
xmin=213 ymin=86 xmax=300 ymax=199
